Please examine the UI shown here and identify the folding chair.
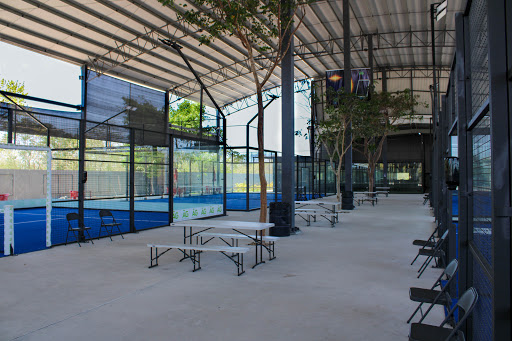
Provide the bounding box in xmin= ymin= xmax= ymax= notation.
xmin=407 ymin=259 xmax=458 ymax=323
xmin=66 ymin=212 xmax=94 ymax=247
xmin=296 ymin=186 xmax=307 ymax=201
xmin=423 ymin=193 xmax=430 ymax=205
xmin=99 ymin=209 xmax=125 ymax=241
xmin=412 ymin=229 xmax=448 ymax=278
xmin=412 ymin=226 xmax=439 ymax=247
xmin=409 ymin=287 xmax=478 ymax=341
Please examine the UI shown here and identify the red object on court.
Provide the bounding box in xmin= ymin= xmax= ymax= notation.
xmin=70 ymin=191 xmax=79 ymax=199
xmin=0 ymin=193 xmax=9 ymax=201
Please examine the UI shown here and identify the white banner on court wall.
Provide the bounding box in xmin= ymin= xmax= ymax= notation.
xmin=173 ymin=204 xmax=223 ymax=222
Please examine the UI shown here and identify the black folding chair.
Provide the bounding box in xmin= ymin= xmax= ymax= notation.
xmin=412 ymin=229 xmax=448 ymax=278
xmin=409 ymin=287 xmax=478 ymax=341
xmin=99 ymin=209 xmax=124 ymax=241
xmin=407 ymin=259 xmax=458 ymax=323
xmin=412 ymin=226 xmax=439 ymax=248
xmin=65 ymin=212 xmax=94 ymax=247
xmin=423 ymin=193 xmax=430 ymax=205
xmin=296 ymin=186 xmax=307 ymax=201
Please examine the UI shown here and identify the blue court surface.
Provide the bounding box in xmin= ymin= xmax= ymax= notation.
xmin=0 ymin=192 xmax=289 ymax=256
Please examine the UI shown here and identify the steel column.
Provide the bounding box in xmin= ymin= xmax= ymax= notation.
xmin=382 ymin=138 xmax=388 ymax=187
xmin=169 ymin=134 xmax=174 ymax=224
xmin=7 ymin=107 xmax=13 ymax=144
xmin=342 ymin=0 xmax=353 ymax=209
xmin=368 ymin=34 xmax=374 ymax=86
xmin=130 ymin=128 xmax=136 ymax=233
xmin=223 ymin=117 xmax=227 ymax=216
xmin=199 ymin=85 xmax=203 ymax=137
xmin=382 ymin=70 xmax=388 ymax=187
xmin=487 ymin=0 xmax=511 ymax=339
xmin=281 ymin=1 xmax=295 ymax=230
xmin=165 ymin=90 xmax=172 ymax=224
xmin=78 ymin=65 xmax=87 ymax=242
xmin=462 ymin=14 xmax=474 ymax=299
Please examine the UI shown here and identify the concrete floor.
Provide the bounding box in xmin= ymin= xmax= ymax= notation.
xmin=1 ymin=194 xmax=444 ymax=341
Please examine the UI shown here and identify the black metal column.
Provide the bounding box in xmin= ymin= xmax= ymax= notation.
xmin=223 ymin=117 xmax=227 ymax=216
xmin=382 ymin=69 xmax=388 ymax=92
xmin=311 ymin=88 xmax=316 ymax=198
xmin=368 ymin=34 xmax=374 ymax=86
xmin=129 ymin=128 xmax=136 ymax=233
xmin=165 ymin=90 xmax=172 ymax=224
xmin=78 ymin=65 xmax=87 ymax=242
xmin=7 ymin=107 xmax=13 ymax=144
xmin=382 ymin=138 xmax=388 ymax=187
xmin=199 ymin=86 xmax=203 ymax=138
xmin=440 ymin=95 xmax=449 ymax=258
xmin=274 ymin=151 xmax=278 ymax=203
xmin=246 ymin=127 xmax=250 ymax=211
xmin=342 ymin=0 xmax=353 ymax=209
xmin=459 ymin=13 xmax=474 ymax=306
xmin=382 ymin=69 xmax=388 ymax=187
xmin=169 ymin=134 xmax=174 ymax=224
xmin=281 ymin=1 xmax=295 ymax=230
xmin=488 ymin=0 xmax=511 ymax=339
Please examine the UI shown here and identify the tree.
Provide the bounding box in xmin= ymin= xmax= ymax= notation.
xmin=353 ymin=89 xmax=419 ymax=192
xmin=0 ymin=79 xmax=46 ymax=170
xmin=315 ymin=89 xmax=368 ymax=202
xmin=158 ymin=0 xmax=312 ymax=223
xmin=169 ymin=100 xmax=202 ymax=129
xmin=0 ymin=79 xmax=27 ymax=106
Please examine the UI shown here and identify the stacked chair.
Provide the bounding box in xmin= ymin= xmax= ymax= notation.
xmin=411 ymin=229 xmax=449 ymax=278
xmin=407 ymin=259 xmax=458 ymax=324
xmin=408 ymin=228 xmax=479 ymax=341
xmin=408 ymin=287 xmax=478 ymax=341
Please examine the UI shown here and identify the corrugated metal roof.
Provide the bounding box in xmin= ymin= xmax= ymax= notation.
xmin=0 ymin=0 xmax=462 ymax=108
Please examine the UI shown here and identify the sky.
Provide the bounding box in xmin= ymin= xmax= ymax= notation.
xmin=0 ymin=41 xmax=311 ymax=155
xmin=0 ymin=42 xmax=81 ymax=109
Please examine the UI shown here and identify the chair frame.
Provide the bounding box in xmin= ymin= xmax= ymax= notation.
xmin=412 ymin=229 xmax=449 ymax=278
xmin=407 ymin=259 xmax=458 ymax=323
xmin=409 ymin=287 xmax=479 ymax=341
xmin=98 ymin=209 xmax=125 ymax=241
xmin=65 ymin=212 xmax=94 ymax=247
xmin=412 ymin=226 xmax=439 ymax=247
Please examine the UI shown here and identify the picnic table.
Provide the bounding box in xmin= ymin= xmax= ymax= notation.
xmin=375 ymin=187 xmax=391 ymax=197
xmin=295 ymin=200 xmax=349 ymax=227
xmin=354 ymin=192 xmax=378 ymax=206
xmin=170 ymin=220 xmax=275 ymax=268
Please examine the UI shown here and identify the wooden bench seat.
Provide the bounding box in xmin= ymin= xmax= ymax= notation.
xmin=147 ymin=243 xmax=249 ymax=276
xmin=196 ymin=232 xmax=279 ymax=260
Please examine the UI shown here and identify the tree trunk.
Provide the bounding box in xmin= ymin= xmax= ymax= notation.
xmin=257 ymin=90 xmax=267 ymax=223
xmin=368 ymin=162 xmax=375 ymax=193
xmin=336 ymin=168 xmax=341 ymax=202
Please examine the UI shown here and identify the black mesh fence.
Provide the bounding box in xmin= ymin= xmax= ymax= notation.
xmin=133 ymin=129 xmax=170 ymax=231
xmin=86 ymin=71 xmax=166 ymax=134
xmin=50 ymin=115 xmax=81 ymax=245
xmin=469 ymin=0 xmax=490 ymax=118
xmin=0 ymin=100 xmax=223 ymax=248
xmin=472 ymin=259 xmax=493 ymax=341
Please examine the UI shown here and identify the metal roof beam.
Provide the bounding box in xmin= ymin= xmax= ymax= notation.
xmin=87 ymin=0 xmax=249 ymax=99
xmin=17 ymin=0 xmax=195 ymax=87
xmin=106 ymin=0 xmax=258 ymax=95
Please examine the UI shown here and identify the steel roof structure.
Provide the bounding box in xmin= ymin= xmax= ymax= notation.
xmin=0 ymin=0 xmax=464 ymax=110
